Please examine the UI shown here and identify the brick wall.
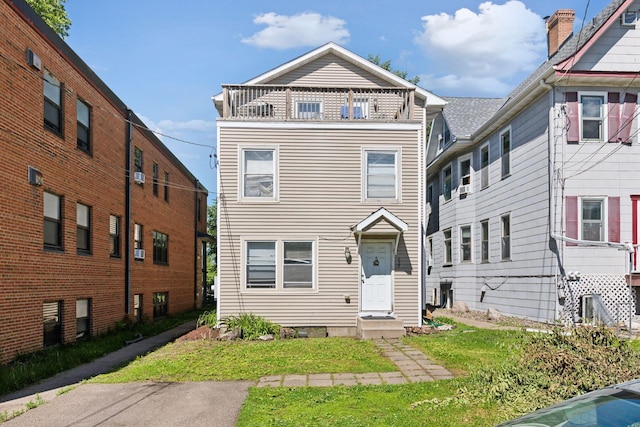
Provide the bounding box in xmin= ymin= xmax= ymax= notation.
xmin=0 ymin=0 xmax=208 ymax=363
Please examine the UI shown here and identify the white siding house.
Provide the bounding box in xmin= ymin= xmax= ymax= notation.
xmin=426 ymin=0 xmax=640 ymax=325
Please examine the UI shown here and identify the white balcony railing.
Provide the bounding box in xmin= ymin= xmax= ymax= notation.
xmin=220 ymin=85 xmax=415 ymax=122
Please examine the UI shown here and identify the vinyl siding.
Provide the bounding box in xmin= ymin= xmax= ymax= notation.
xmin=269 ymin=53 xmax=391 ymax=87
xmin=218 ymin=125 xmax=422 ymax=327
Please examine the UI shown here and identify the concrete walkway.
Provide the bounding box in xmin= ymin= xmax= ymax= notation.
xmin=256 ymin=338 xmax=454 ymax=388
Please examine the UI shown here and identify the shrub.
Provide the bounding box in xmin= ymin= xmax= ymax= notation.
xmin=197 ymin=310 xmax=217 ymax=328
xmin=467 ymin=325 xmax=640 ymax=416
xmin=222 ymin=312 xmax=280 ymax=340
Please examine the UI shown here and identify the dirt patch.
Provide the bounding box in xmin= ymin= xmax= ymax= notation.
xmin=176 ymin=326 xmax=220 ymax=342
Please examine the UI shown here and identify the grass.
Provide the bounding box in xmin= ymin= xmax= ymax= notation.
xmin=0 ymin=308 xmax=205 ymax=396
xmin=92 ymin=337 xmax=397 ymax=383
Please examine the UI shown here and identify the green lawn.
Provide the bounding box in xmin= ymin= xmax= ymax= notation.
xmin=92 ymin=337 xmax=397 ymax=383
xmin=91 ymin=318 xmax=527 ymax=426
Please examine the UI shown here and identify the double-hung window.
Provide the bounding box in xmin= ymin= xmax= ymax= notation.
xmin=581 ymin=198 xmax=605 ymax=241
xmin=134 ymin=147 xmax=143 ymax=173
xmin=365 ymin=150 xmax=398 ymax=200
xmin=110 ymin=215 xmax=120 ymax=257
xmin=134 ymin=223 xmax=143 ymax=249
xmin=443 ymin=228 xmax=452 ymax=265
xmin=246 ymin=241 xmax=276 ymax=288
xmin=44 ymin=192 xmax=62 ymax=249
xmin=44 ymin=70 xmax=62 ymax=133
xmin=152 ymin=163 xmax=158 ymax=196
xmin=501 ymin=128 xmax=511 ymax=179
xmin=242 ymin=149 xmax=276 ymax=199
xmin=580 ymin=93 xmax=606 ymax=141
xmin=153 ymin=292 xmax=168 ymax=319
xmin=153 ymin=231 xmax=169 ymax=264
xmin=76 ymin=99 xmax=90 ymax=153
xmin=76 ymin=299 xmax=90 ymax=339
xmin=245 ymin=240 xmax=315 ymax=290
xmin=283 ymin=241 xmax=313 ymax=288
xmin=163 ymin=172 xmax=169 ymax=202
xmin=460 ymin=225 xmax=472 ymax=262
xmin=76 ymin=203 xmax=90 ymax=253
xmin=481 ymin=220 xmax=489 ymax=263
xmin=501 ymin=214 xmax=511 ymax=260
xmin=443 ymin=165 xmax=452 ymax=201
xmin=480 ymin=144 xmax=489 ymax=189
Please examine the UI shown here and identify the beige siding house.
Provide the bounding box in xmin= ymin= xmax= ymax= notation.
xmin=212 ymin=43 xmax=445 ymax=337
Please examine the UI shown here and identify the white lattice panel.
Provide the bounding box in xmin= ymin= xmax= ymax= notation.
xmin=561 ymin=275 xmax=636 ymax=325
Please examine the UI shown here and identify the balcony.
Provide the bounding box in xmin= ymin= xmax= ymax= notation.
xmin=219 ymin=85 xmax=416 ymax=122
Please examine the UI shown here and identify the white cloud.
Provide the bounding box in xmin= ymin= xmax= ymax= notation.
xmin=242 ymin=12 xmax=350 ymax=49
xmin=419 ymin=74 xmax=511 ymax=97
xmin=414 ymin=1 xmax=546 ymax=95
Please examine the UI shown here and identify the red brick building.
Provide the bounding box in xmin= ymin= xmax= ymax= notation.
xmin=0 ymin=0 xmax=209 ymax=363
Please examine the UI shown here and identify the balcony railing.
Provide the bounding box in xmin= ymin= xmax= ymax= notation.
xmin=220 ymin=85 xmax=415 ymax=122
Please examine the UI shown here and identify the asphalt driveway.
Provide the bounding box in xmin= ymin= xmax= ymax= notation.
xmin=2 ymin=381 xmax=252 ymax=427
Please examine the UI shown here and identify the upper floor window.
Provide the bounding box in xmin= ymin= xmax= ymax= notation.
xmin=501 ymin=214 xmax=511 ymax=260
xmin=481 ymin=219 xmax=489 ymax=263
xmin=134 ymin=147 xmax=143 ymax=173
xmin=44 ymin=191 xmax=62 ymax=249
xmin=109 ymin=215 xmax=120 ymax=257
xmin=580 ymin=93 xmax=606 ymax=142
xmin=295 ymin=101 xmax=322 ymax=119
xmin=163 ymin=172 xmax=169 ymax=202
xmin=76 ymin=203 xmax=91 ymax=253
xmin=152 ymin=163 xmax=158 ymax=196
xmin=501 ymin=128 xmax=511 ymax=179
xmin=364 ymin=150 xmax=398 ymax=200
xmin=439 ymin=119 xmax=452 ymax=151
xmin=153 ymin=231 xmax=168 ymax=264
xmin=134 ymin=223 xmax=143 ymax=249
xmin=242 ymin=148 xmax=276 ymax=199
xmin=581 ymin=198 xmax=605 ymax=241
xmin=443 ymin=165 xmax=452 ymax=201
xmin=44 ymin=70 xmax=62 ymax=133
xmin=459 ymin=156 xmax=472 ymax=197
xmin=76 ymin=99 xmax=91 ymax=153
xmin=480 ymin=144 xmax=489 ymax=189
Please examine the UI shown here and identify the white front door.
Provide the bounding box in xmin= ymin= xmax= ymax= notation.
xmin=361 ymin=241 xmax=393 ymax=312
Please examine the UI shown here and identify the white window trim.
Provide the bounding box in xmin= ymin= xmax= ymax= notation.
xmin=579 ymin=196 xmax=607 ymax=241
xmin=361 ymin=147 xmax=401 ymax=203
xmin=500 ymin=126 xmax=512 ymax=179
xmin=459 ymin=224 xmax=473 ymax=263
xmin=458 ymin=153 xmax=473 ymax=196
xmin=501 ymin=213 xmax=511 ymax=260
xmin=294 ymin=100 xmax=323 ymax=119
xmin=442 ymin=163 xmax=453 ymax=202
xmin=443 ymin=228 xmax=452 ymax=266
xmin=238 ymin=146 xmax=279 ymax=202
xmin=241 ymin=237 xmax=318 ymax=293
xmin=480 ymin=219 xmax=490 ymax=263
xmin=480 ymin=142 xmax=490 ymax=190
xmin=578 ymin=91 xmax=608 ymax=143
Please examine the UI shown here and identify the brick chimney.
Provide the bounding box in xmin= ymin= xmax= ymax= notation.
xmin=546 ymin=9 xmax=575 ymax=57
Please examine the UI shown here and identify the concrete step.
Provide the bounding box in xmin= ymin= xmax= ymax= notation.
xmin=357 ymin=317 xmax=405 ymax=339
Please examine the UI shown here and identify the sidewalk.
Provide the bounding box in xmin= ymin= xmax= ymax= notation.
xmin=0 ymin=320 xmax=197 ymax=417
xmin=256 ymin=338 xmax=454 ymax=387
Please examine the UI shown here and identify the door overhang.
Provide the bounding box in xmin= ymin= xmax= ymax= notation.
xmin=351 ymin=207 xmax=408 ymax=254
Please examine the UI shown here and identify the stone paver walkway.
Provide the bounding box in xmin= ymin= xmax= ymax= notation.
xmin=256 ymin=338 xmax=453 ymax=388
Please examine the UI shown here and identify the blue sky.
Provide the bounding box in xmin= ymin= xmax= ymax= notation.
xmin=63 ymin=0 xmax=610 ymax=204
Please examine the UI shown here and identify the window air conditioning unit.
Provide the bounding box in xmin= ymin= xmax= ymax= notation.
xmin=134 ymin=172 xmax=145 ymax=184
xmin=26 ymin=48 xmax=41 ymax=70
xmin=459 ymin=184 xmax=472 ymax=195
xmin=134 ymin=249 xmax=145 ymax=260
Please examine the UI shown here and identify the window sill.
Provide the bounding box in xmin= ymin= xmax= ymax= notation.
xmin=443 ymin=263 xmax=452 ymax=268
xmin=44 ymin=246 xmax=64 ymax=253
xmin=501 ymin=174 xmax=511 ymax=180
xmin=110 ymin=254 xmax=121 ymax=259
xmin=77 ymin=250 xmax=92 ymax=256
xmin=76 ymin=146 xmax=92 ymax=156
xmin=44 ymin=124 xmax=63 ymax=138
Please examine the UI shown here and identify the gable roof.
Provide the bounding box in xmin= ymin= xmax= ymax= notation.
xmin=212 ymin=42 xmax=446 ymax=107
xmin=443 ymin=97 xmax=506 ymax=139
xmin=351 ymin=208 xmax=408 ymax=234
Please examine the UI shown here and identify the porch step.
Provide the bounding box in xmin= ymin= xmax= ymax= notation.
xmin=356 ymin=317 xmax=405 ymax=339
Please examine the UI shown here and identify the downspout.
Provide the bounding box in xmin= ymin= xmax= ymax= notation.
xmin=125 ymin=109 xmax=133 ymax=315
xmin=418 ymin=103 xmax=425 ymax=326
xmin=194 ymin=180 xmax=199 ymax=309
xmin=544 ymin=78 xmax=634 ymax=253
